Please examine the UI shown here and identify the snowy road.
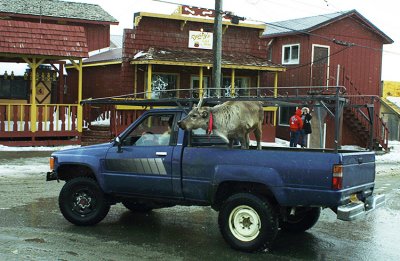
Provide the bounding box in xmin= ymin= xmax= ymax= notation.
xmin=0 ymin=143 xmax=399 ymax=260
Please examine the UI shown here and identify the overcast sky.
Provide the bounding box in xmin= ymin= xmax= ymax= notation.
xmin=72 ymin=0 xmax=399 ymax=82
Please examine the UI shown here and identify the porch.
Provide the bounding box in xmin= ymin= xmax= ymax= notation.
xmin=0 ymin=103 xmax=80 ymax=146
xmin=0 ymin=19 xmax=88 ymax=146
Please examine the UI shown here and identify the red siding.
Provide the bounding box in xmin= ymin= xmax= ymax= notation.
xmin=266 ymin=15 xmax=387 ymax=147
xmin=85 ymin=24 xmax=111 ymax=52
xmin=66 ymin=64 xmax=122 ymax=103
xmin=121 ymin=18 xmax=269 ymax=96
xmin=124 ymin=17 xmax=267 ymax=59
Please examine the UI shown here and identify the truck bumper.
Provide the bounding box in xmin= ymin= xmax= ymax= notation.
xmin=337 ymin=194 xmax=385 ymax=221
xmin=46 ymin=171 xmax=58 ymax=182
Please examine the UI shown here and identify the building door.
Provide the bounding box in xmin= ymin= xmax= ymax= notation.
xmin=311 ymin=45 xmax=330 ymax=86
xmin=190 ymin=76 xmax=209 ymax=98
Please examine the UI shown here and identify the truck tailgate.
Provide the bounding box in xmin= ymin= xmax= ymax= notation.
xmin=340 ymin=151 xmax=375 ymax=189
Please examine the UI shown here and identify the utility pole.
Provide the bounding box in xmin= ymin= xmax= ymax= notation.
xmin=212 ymin=0 xmax=223 ymax=97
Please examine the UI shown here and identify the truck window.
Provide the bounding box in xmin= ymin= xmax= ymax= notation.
xmin=122 ymin=114 xmax=175 ymax=146
xmin=189 ymin=128 xmax=227 ymax=147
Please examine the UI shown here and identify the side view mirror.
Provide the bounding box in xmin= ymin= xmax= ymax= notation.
xmin=114 ymin=137 xmax=122 ymax=153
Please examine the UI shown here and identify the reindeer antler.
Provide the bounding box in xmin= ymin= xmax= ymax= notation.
xmin=197 ymin=96 xmax=204 ymax=108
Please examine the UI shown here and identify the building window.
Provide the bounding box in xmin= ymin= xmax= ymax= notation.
xmin=151 ymin=73 xmax=178 ymax=99
xmin=282 ymin=44 xmax=300 ymax=65
xmin=222 ymin=77 xmax=250 ymax=97
xmin=190 ymin=76 xmax=209 ymax=98
xmin=279 ymin=106 xmax=296 ymax=126
xmin=0 ymin=78 xmax=28 ymax=99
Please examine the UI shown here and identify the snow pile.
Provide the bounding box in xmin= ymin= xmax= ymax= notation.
xmin=375 ymin=140 xmax=400 ymax=176
xmin=0 ymin=157 xmax=49 ymax=178
xmin=0 ymin=145 xmax=79 ymax=152
xmin=386 ymin=96 xmax=400 ymax=108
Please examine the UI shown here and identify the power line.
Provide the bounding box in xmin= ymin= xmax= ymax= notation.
xmin=150 ymin=0 xmax=399 ymax=55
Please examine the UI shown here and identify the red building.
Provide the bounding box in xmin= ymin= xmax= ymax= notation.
xmin=68 ymin=6 xmax=285 ymax=142
xmin=0 ymin=0 xmax=117 ymax=146
xmin=262 ymin=10 xmax=393 ymax=150
xmin=70 ymin=8 xmax=392 ymax=150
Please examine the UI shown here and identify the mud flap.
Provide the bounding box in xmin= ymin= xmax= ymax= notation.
xmin=46 ymin=171 xmax=59 ymax=182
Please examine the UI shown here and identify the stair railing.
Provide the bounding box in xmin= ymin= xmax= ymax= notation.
xmin=343 ymin=75 xmax=389 ymax=150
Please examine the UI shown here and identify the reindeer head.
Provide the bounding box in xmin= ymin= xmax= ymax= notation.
xmin=177 ymin=97 xmax=210 ymax=131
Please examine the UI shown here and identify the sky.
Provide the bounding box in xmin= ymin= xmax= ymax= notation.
xmin=63 ymin=0 xmax=400 ymax=82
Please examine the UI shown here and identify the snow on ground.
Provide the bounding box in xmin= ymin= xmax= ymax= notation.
xmin=375 ymin=140 xmax=400 ymax=176
xmin=387 ymin=96 xmax=400 ymax=108
xmin=0 ymin=140 xmax=399 ymax=178
xmin=0 ymin=145 xmax=80 ymax=152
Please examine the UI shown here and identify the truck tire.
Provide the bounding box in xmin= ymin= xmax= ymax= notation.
xmin=122 ymin=201 xmax=153 ymax=212
xmin=59 ymin=177 xmax=110 ymax=226
xmin=218 ymin=193 xmax=278 ymax=252
xmin=280 ymin=207 xmax=321 ymax=233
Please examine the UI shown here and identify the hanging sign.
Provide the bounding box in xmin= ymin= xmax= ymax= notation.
xmin=188 ymin=31 xmax=213 ymax=50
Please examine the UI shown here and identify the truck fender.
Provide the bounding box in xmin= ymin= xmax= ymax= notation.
xmin=56 ymin=155 xmax=103 ymax=185
xmin=212 ymin=165 xmax=287 ymax=204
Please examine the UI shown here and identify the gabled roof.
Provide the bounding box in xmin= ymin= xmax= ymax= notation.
xmin=263 ymin=10 xmax=393 ymax=44
xmin=382 ymin=97 xmax=400 ymax=117
xmin=81 ymin=46 xmax=285 ymax=71
xmin=0 ymin=0 xmax=118 ymax=24
xmin=84 ymin=48 xmax=122 ymax=64
xmin=129 ymin=47 xmax=285 ymax=71
xmin=0 ymin=20 xmax=88 ymax=58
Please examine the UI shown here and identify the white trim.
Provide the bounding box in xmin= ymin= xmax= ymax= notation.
xmin=311 ymin=44 xmax=330 ymax=86
xmin=281 ymin=43 xmax=300 ymax=65
xmin=278 ymin=106 xmax=294 ymax=127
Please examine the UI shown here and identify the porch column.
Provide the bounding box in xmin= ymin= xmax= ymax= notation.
xmin=69 ymin=59 xmax=83 ymax=132
xmin=31 ymin=58 xmax=37 ymax=132
xmin=77 ymin=59 xmax=83 ymax=132
xmin=59 ymin=63 xmax=64 ymax=104
xmin=257 ymin=71 xmax=260 ymax=97
xmin=24 ymin=57 xmax=44 ymax=132
xmin=231 ymin=68 xmax=235 ymax=96
xmin=199 ymin=67 xmax=203 ymax=97
xmin=274 ymin=71 xmax=278 ymax=98
xmin=147 ymin=64 xmax=152 ymax=99
xmin=134 ymin=64 xmax=138 ymax=98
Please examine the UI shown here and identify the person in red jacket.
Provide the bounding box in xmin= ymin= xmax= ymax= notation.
xmin=289 ymin=108 xmax=303 ymax=147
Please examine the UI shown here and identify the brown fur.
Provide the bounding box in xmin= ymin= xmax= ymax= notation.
xmin=178 ymin=101 xmax=264 ymax=150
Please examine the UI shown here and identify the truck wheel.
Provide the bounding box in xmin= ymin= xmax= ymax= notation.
xmin=122 ymin=201 xmax=153 ymax=212
xmin=280 ymin=207 xmax=321 ymax=233
xmin=218 ymin=193 xmax=278 ymax=252
xmin=59 ymin=177 xmax=110 ymax=226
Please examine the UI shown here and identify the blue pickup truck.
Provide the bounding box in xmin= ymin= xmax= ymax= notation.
xmin=47 ymin=108 xmax=385 ymax=252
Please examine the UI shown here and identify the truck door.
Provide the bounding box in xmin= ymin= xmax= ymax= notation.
xmin=103 ymin=113 xmax=177 ymax=197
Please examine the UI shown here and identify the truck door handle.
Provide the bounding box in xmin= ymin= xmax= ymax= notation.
xmin=156 ymin=152 xmax=167 ymax=156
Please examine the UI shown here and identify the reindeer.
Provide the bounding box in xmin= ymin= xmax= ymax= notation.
xmin=177 ymin=98 xmax=264 ymax=150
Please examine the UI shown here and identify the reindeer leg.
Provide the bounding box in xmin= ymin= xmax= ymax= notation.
xmin=245 ymin=132 xmax=250 ymax=149
xmin=254 ymin=124 xmax=262 ymax=150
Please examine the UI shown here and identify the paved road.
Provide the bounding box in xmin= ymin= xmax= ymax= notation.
xmin=0 ymin=151 xmax=399 ymax=261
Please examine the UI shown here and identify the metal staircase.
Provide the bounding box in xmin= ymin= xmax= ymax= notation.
xmin=342 ymin=76 xmax=389 ymax=151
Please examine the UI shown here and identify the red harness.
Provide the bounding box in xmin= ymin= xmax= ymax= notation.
xmin=207 ymin=112 xmax=213 ymax=135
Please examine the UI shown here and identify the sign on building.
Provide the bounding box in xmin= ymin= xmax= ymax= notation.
xmin=188 ymin=31 xmax=213 ymax=50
